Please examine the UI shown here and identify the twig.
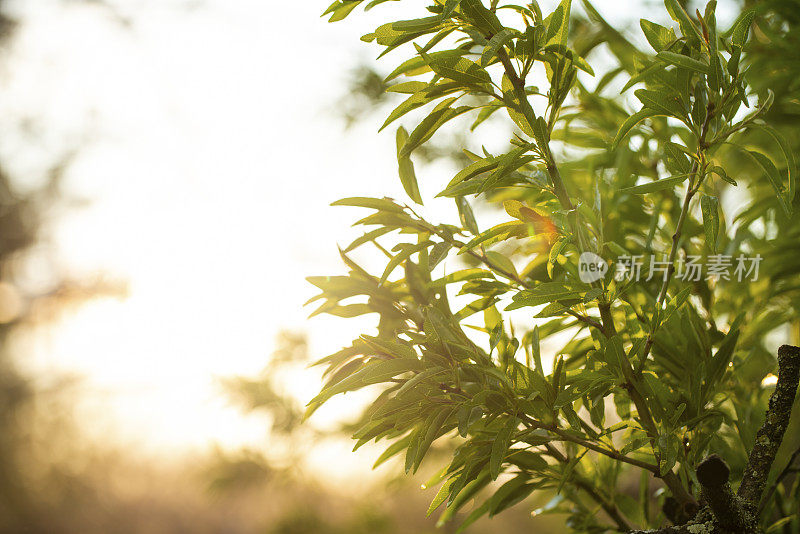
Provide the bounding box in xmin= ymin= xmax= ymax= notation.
xmin=566 ymin=309 xmax=607 ymax=334
xmin=519 ymin=414 xmax=659 ymax=473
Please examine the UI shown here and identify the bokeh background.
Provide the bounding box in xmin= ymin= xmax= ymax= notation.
xmin=0 ymin=1 xmax=746 ymax=532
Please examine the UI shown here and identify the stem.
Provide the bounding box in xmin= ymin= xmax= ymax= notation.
xmin=499 ymin=46 xmax=697 ymax=511
xmin=520 ymin=414 xmax=659 ymax=473
xmin=601 ymin=278 xmax=697 ymax=512
xmin=637 ymin=104 xmax=715 ymax=374
xmin=576 ymin=480 xmax=633 ymax=533
xmin=547 ymin=444 xmax=633 ymax=532
xmin=599 ymin=302 xmax=617 ymax=336
xmin=578 ymin=482 xmax=633 ymax=532
xmin=566 ymin=309 xmax=607 ymax=334
xmin=496 ymin=49 xmax=575 ymax=212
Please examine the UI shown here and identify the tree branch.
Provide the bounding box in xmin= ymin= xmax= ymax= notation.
xmin=600 ymin=294 xmax=697 ymax=516
xmin=738 ymin=344 xmax=800 ymax=506
xmin=696 ymin=455 xmax=752 ymax=532
xmin=574 ymin=475 xmax=633 ymax=532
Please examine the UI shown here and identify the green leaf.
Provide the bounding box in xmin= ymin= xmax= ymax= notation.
xmin=583 ymin=288 xmax=602 ymax=303
xmin=657 ymin=433 xmax=679 ymax=475
xmin=706 ymin=314 xmax=743 ymax=391
xmin=490 ymin=417 xmax=517 ymax=479
xmin=460 ymin=0 xmax=503 ymax=35
xmin=385 ymin=50 xmax=467 ymax=81
xmin=503 ymin=199 xmax=523 ymax=219
xmin=621 ymin=61 xmax=665 ymax=93
xmin=372 ymin=23 xmax=428 ymax=53
xmin=344 ymin=227 xmax=395 ymax=252
xmin=481 ymin=28 xmax=517 ymax=67
xmin=755 ymin=124 xmax=797 ymax=202
xmin=381 ymin=92 xmax=431 ymax=132
xmin=488 ymin=475 xmax=536 ymax=516
xmin=701 ymin=195 xmax=720 ymax=252
xmin=386 ymin=81 xmax=428 ymax=94
xmin=485 ymin=250 xmax=519 ymax=279
xmin=730 ymin=9 xmax=755 ymax=48
xmin=427 ymin=477 xmax=457 ymax=516
xmin=508 ymin=450 xmax=549 ymax=472
xmin=640 ymin=19 xmax=677 ymax=51
xmin=656 ymin=51 xmax=710 ymax=75
xmin=413 ymin=407 xmax=454 ymax=472
xmin=430 ymin=268 xmax=493 ymax=288
xmin=361 ymin=334 xmax=419 ymax=359
xmin=663 ymin=142 xmax=692 ymax=175
xmin=506 ymin=283 xmax=582 ymax=310
xmin=454 ymin=297 xmax=497 ymax=320
xmin=662 ymin=286 xmax=692 ymax=324
xmin=380 ymin=242 xmax=430 ymax=284
xmin=634 ymin=89 xmax=687 ymax=121
xmin=704 ymin=2 xmax=722 ymax=92
xmin=306 ymin=357 xmax=422 ymax=417
xmin=332 ymin=197 xmax=404 ymax=212
xmin=392 ymin=16 xmax=442 ymax=32
xmin=709 ymin=165 xmax=737 ymax=186
xmin=428 ymin=241 xmax=451 ymax=269
xmin=456 ymin=196 xmax=480 ymax=234
xmin=422 ymin=50 xmax=493 ymax=90
xmin=459 ymin=222 xmax=524 ymax=252
xmin=323 ymin=0 xmax=364 ymax=22
xmin=396 ymin=127 xmax=424 ymax=204
xmin=545 ymin=0 xmax=572 ymax=47
xmin=743 ymin=150 xmax=792 ymax=217
xmin=441 ymin=0 xmax=462 ymax=18
xmin=765 ymin=517 xmax=794 ymax=534
xmin=373 ymin=434 xmax=413 ymax=468
xmin=444 ymin=157 xmax=500 ymax=193
xmin=612 ymin=109 xmax=658 ymax=149
xmin=399 ymin=99 xmax=473 ymax=158
xmin=664 ymin=0 xmax=704 ymax=45
xmin=548 ymin=236 xmax=570 ymax=278
xmin=620 ymin=174 xmax=689 ymax=195
xmin=439 ymin=472 xmax=491 ymax=527
xmin=530 ymin=326 xmax=544 ymax=375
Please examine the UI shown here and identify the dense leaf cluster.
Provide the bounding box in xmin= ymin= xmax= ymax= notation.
xmin=310 ymin=1 xmax=799 ymax=532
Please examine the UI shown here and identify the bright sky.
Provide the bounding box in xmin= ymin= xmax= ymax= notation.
xmin=0 ymin=0 xmax=739 ymax=460
xmin=1 ymin=0 xmax=438 ymax=458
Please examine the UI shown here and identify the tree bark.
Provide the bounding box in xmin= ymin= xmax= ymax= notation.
xmin=738 ymin=345 xmax=800 ymax=506
xmin=629 ymin=345 xmax=800 ymax=534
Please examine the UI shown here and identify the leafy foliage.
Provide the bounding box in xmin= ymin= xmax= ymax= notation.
xmin=311 ymin=1 xmax=800 ymax=532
